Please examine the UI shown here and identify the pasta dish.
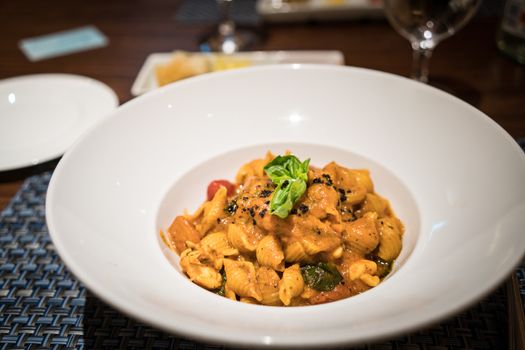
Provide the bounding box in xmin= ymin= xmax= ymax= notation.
xmin=162 ymin=153 xmax=404 ymax=306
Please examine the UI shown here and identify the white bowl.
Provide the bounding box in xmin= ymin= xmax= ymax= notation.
xmin=46 ymin=65 xmax=525 ymax=348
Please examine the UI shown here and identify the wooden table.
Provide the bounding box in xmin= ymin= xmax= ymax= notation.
xmin=1 ymin=0 xmax=524 ymax=210
xmin=1 ymin=1 xmax=525 ymax=347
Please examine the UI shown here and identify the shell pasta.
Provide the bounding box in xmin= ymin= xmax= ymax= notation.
xmin=163 ymin=152 xmax=404 ymax=306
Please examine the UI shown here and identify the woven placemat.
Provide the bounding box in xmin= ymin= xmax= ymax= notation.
xmin=1 ymin=153 xmax=523 ymax=349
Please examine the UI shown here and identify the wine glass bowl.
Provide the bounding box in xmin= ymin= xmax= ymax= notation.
xmin=384 ymin=0 xmax=482 ymax=83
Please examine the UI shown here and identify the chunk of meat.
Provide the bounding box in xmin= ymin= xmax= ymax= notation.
xmin=302 ymin=183 xmax=340 ymax=220
xmin=342 ymin=212 xmax=379 ymax=254
xmin=168 ymin=216 xmax=202 ymax=254
xmin=290 ymin=215 xmax=342 ymax=255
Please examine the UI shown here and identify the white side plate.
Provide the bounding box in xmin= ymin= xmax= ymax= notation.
xmin=131 ymin=51 xmax=344 ymax=96
xmin=256 ymin=0 xmax=384 ymax=22
xmin=0 ymin=74 xmax=118 ymax=171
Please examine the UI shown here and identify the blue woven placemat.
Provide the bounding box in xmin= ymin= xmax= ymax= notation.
xmin=1 ymin=142 xmax=524 ymax=349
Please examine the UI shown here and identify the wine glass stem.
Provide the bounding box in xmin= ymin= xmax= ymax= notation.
xmin=411 ymin=48 xmax=433 ymax=83
xmin=217 ymin=0 xmax=235 ymax=37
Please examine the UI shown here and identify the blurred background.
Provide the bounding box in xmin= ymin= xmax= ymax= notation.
xmin=1 ymin=0 xmax=523 ymax=128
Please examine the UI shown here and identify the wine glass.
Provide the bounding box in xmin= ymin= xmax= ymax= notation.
xmin=383 ymin=0 xmax=482 ymax=83
xmin=200 ymin=0 xmax=256 ymax=54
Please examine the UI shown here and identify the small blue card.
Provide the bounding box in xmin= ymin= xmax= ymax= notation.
xmin=19 ymin=26 xmax=109 ymax=62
